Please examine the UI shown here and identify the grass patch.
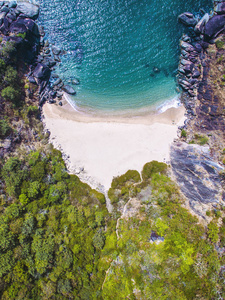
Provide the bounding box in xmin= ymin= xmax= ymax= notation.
xmin=189 ymin=134 xmax=209 ymax=146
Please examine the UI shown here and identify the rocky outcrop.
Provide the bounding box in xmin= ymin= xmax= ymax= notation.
xmin=16 ymin=2 xmax=39 ymax=20
xmin=170 ymin=142 xmax=224 ymax=218
xmin=204 ymin=15 xmax=225 ymax=40
xmin=178 ymin=12 xmax=197 ymax=27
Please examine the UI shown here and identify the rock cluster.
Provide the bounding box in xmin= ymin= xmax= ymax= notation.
xmin=0 ymin=1 xmax=79 ymax=108
xmin=177 ymin=2 xmax=225 ymax=125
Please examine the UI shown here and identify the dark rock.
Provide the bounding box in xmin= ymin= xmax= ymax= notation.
xmin=180 ymin=41 xmax=195 ymax=52
xmin=204 ymin=15 xmax=225 ymax=40
xmin=52 ymin=78 xmax=62 ymax=86
xmin=53 ymin=55 xmax=61 ymax=62
xmin=1 ymin=5 xmax=9 ymax=13
xmin=51 ymin=73 xmax=59 ymax=79
xmin=200 ymin=104 xmax=209 ymax=114
xmin=6 ymin=9 xmax=17 ymax=22
xmin=215 ymin=2 xmax=225 ymax=15
xmin=209 ymin=105 xmax=218 ymax=115
xmin=59 ymin=101 xmax=62 ymax=106
xmin=17 ymin=18 xmax=40 ymax=37
xmin=72 ymin=78 xmax=80 ymax=85
xmin=8 ymin=1 xmax=17 ymax=8
xmin=178 ymin=12 xmax=197 ymax=27
xmin=62 ymin=85 xmax=76 ymax=95
xmin=32 ymin=63 xmax=51 ymax=80
xmin=28 ymin=76 xmax=37 ymax=84
xmin=193 ymin=42 xmax=202 ymax=53
xmin=39 ymin=25 xmax=45 ymax=36
xmin=0 ymin=11 xmax=6 ymax=25
xmin=16 ymin=2 xmax=39 ymax=20
xmin=49 ymin=99 xmax=56 ymax=104
xmin=52 ymin=45 xmax=61 ymax=55
xmin=189 ymin=78 xmax=198 ymax=85
xmin=50 ymin=91 xmax=57 ymax=98
xmin=44 ymin=58 xmax=56 ymax=68
xmin=192 ymin=70 xmax=201 ymax=78
xmin=9 ymin=20 xmax=27 ymax=34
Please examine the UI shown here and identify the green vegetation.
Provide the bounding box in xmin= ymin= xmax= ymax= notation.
xmin=181 ymin=128 xmax=187 ymax=138
xmin=0 ymin=118 xmax=11 ymax=138
xmin=1 ymin=150 xmax=224 ymax=299
xmin=189 ymin=134 xmax=209 ymax=145
xmin=215 ymin=39 xmax=224 ymax=50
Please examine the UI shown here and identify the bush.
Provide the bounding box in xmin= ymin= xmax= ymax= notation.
xmin=0 ymin=118 xmax=11 ymax=138
xmin=181 ymin=129 xmax=187 ymax=138
xmin=1 ymin=86 xmax=19 ymax=102
xmin=215 ymin=40 xmax=224 ymax=49
xmin=111 ymin=170 xmax=141 ymax=189
xmin=142 ymin=161 xmax=167 ymax=181
xmin=208 ymin=221 xmax=219 ymax=243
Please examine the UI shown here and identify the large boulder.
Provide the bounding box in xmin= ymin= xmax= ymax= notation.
xmin=215 ymin=2 xmax=225 ymax=15
xmin=32 ymin=63 xmax=51 ymax=80
xmin=9 ymin=20 xmax=27 ymax=34
xmin=194 ymin=13 xmax=209 ymax=34
xmin=62 ymin=85 xmax=76 ymax=95
xmin=204 ymin=15 xmax=225 ymax=40
xmin=17 ymin=18 xmax=40 ymax=37
xmin=178 ymin=12 xmax=197 ymax=27
xmin=16 ymin=2 xmax=39 ymax=20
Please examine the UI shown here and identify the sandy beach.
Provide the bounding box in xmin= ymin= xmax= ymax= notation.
xmin=42 ymin=95 xmax=185 ymax=192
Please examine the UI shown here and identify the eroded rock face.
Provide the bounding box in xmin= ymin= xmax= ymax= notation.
xmin=170 ymin=142 xmax=224 ymax=218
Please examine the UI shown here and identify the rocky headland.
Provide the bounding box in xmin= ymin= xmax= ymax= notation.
xmin=170 ymin=0 xmax=225 ymax=220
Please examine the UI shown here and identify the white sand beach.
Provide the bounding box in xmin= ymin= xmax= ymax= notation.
xmin=42 ymin=95 xmax=185 ymax=191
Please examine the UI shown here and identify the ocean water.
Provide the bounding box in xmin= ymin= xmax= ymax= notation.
xmin=38 ymin=0 xmax=212 ymax=114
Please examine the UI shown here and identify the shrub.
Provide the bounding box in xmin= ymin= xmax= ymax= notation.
xmin=1 ymin=86 xmax=19 ymax=102
xmin=181 ymin=129 xmax=187 ymax=138
xmin=208 ymin=221 xmax=219 ymax=243
xmin=111 ymin=170 xmax=141 ymax=189
xmin=141 ymin=161 xmax=167 ymax=181
xmin=215 ymin=40 xmax=224 ymax=49
xmin=0 ymin=119 xmax=11 ymax=138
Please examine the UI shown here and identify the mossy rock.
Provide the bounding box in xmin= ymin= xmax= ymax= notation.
xmin=141 ymin=161 xmax=167 ymax=181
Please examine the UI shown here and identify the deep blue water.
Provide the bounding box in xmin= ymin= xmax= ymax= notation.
xmin=38 ymin=0 xmax=212 ymax=113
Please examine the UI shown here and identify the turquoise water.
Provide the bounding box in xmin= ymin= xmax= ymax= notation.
xmin=38 ymin=0 xmax=212 ymax=113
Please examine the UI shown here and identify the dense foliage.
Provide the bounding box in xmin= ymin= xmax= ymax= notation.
xmin=0 ymin=157 xmax=224 ymax=299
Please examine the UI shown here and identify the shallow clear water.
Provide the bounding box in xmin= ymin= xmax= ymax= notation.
xmin=38 ymin=0 xmax=212 ymax=113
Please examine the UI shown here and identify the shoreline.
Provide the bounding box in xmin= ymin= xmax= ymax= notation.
xmin=42 ymin=94 xmax=186 ymax=192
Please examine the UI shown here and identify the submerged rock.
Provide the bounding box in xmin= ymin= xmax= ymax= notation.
xmin=62 ymin=85 xmax=76 ymax=95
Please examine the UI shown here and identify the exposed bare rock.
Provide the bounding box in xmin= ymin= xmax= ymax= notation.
xmin=170 ymin=142 xmax=224 ymax=218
